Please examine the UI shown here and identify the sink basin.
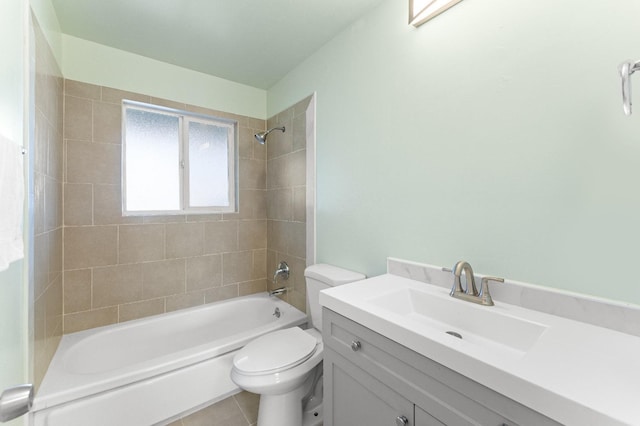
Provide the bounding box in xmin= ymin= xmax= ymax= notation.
xmin=366 ymin=287 xmax=548 ymax=356
xmin=319 ymin=271 xmax=640 ymax=425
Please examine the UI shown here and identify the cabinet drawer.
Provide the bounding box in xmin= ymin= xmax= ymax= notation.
xmin=323 ymin=308 xmax=560 ymax=426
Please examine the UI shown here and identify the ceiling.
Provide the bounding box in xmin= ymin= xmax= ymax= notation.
xmin=51 ymin=0 xmax=386 ymax=90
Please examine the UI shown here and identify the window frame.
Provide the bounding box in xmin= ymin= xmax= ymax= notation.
xmin=121 ymin=100 xmax=237 ymax=216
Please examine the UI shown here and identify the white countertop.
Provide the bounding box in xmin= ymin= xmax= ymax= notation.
xmin=320 ymin=273 xmax=640 ymax=426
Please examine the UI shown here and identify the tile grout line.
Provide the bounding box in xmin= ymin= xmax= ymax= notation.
xmin=232 ymin=394 xmax=253 ymax=426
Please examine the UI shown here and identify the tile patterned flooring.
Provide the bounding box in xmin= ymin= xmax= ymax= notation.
xmin=167 ymin=391 xmax=259 ymax=426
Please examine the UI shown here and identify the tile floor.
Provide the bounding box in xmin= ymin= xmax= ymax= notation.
xmin=167 ymin=391 xmax=259 ymax=426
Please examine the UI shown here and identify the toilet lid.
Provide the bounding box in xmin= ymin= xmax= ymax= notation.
xmin=233 ymin=328 xmax=318 ymax=375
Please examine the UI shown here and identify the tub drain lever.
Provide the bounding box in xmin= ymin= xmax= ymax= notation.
xmin=0 ymin=384 xmax=33 ymax=422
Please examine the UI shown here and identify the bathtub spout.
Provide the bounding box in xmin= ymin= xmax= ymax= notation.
xmin=269 ymin=287 xmax=287 ymax=297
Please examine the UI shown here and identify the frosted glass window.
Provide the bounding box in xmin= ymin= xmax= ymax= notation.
xmin=188 ymin=121 xmax=230 ymax=207
xmin=122 ymin=102 xmax=236 ymax=215
xmin=125 ymin=109 xmax=180 ymax=211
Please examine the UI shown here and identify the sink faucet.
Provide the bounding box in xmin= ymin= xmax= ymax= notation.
xmin=451 ymin=261 xmax=478 ymax=297
xmin=449 ymin=260 xmax=504 ymax=306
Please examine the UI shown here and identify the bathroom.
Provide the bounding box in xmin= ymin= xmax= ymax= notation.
xmin=2 ymin=0 xmax=640 ymax=424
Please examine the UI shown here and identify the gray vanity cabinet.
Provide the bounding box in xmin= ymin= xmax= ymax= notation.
xmin=322 ymin=308 xmax=561 ymax=426
xmin=327 ymin=350 xmax=414 ymax=426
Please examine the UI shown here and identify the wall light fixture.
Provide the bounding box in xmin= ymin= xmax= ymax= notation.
xmin=409 ymin=0 xmax=464 ymax=27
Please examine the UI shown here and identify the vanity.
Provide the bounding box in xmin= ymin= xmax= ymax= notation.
xmin=322 ymin=308 xmax=559 ymax=425
xmin=319 ymin=259 xmax=640 ymax=426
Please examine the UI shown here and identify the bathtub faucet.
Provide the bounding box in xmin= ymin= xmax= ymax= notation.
xmin=273 ymin=261 xmax=290 ymax=284
xmin=269 ymin=287 xmax=287 ymax=297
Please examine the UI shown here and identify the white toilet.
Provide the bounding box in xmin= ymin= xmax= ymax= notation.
xmin=230 ymin=264 xmax=365 ymax=426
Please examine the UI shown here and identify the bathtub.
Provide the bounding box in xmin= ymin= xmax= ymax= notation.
xmin=31 ymin=293 xmax=307 ymax=426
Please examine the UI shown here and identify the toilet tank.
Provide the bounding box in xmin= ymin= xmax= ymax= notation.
xmin=305 ymin=264 xmax=365 ymax=331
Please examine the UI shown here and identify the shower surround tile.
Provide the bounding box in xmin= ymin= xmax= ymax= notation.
xmin=266 ymin=96 xmax=312 ymax=313
xmin=62 ymin=80 xmax=268 ymax=333
xmin=64 ymin=226 xmax=118 ymax=269
xmin=118 ymin=224 xmax=165 ymax=263
xmin=33 ymin=13 xmax=64 ymax=390
xmin=204 ymin=221 xmax=239 ymax=254
xmin=186 ymin=255 xmax=223 ymax=291
xmin=63 ymin=269 xmax=92 ymax=314
xmin=118 ymin=298 xmax=165 ymax=322
xmin=55 ymin=86 xmax=313 ymax=426
xmin=63 ymin=307 xmax=119 ymax=334
xmin=142 ymin=259 xmax=186 ymax=298
xmin=64 ymin=183 xmax=93 ymax=226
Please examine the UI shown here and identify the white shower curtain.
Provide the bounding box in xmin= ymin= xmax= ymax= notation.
xmin=0 ymin=134 xmax=24 ymax=271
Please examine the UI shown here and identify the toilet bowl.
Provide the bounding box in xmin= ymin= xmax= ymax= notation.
xmin=230 ymin=264 xmax=365 ymax=426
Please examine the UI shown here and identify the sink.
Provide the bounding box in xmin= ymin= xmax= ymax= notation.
xmin=319 ymin=271 xmax=640 ymax=425
xmin=366 ymin=287 xmax=548 ymax=355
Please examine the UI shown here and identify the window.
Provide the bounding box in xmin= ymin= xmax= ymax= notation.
xmin=122 ymin=101 xmax=236 ymax=215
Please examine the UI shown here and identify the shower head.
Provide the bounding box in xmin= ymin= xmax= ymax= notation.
xmin=254 ymin=126 xmax=285 ymax=144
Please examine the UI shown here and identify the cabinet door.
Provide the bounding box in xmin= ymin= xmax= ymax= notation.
xmin=415 ymin=407 xmax=445 ymax=426
xmin=324 ymin=309 xmax=560 ymax=426
xmin=326 ymin=348 xmax=413 ymax=426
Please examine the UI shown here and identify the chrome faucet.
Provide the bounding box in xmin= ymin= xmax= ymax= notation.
xmin=269 ymin=287 xmax=287 ymax=297
xmin=270 ymin=261 xmax=290 ymax=297
xmin=273 ymin=261 xmax=290 ymax=284
xmin=449 ymin=260 xmax=504 ymax=306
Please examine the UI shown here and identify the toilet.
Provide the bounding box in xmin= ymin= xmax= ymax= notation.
xmin=230 ymin=264 xmax=365 ymax=426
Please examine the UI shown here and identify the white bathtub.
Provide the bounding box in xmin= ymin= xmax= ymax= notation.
xmin=31 ymin=293 xmax=306 ymax=426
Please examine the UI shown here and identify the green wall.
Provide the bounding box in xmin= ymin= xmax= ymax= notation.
xmin=31 ymin=0 xmax=268 ymax=120
xmin=0 ymin=0 xmax=28 ymax=424
xmin=62 ymin=35 xmax=267 ymax=119
xmin=268 ymin=0 xmax=640 ymax=305
xmin=0 ymin=261 xmax=27 ymax=426
xmin=0 ymin=0 xmax=26 ymax=141
xmin=30 ymin=0 xmax=62 ymax=63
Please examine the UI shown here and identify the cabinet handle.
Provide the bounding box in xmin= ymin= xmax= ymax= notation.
xmin=395 ymin=415 xmax=409 ymax=426
xmin=351 ymin=340 xmax=362 ymax=351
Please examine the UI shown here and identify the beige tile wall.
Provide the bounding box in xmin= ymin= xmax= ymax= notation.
xmin=62 ymin=80 xmax=268 ymax=333
xmin=29 ymin=23 xmax=311 ymax=420
xmin=266 ymin=96 xmax=311 ymax=312
xmin=33 ymin=14 xmax=64 ymax=389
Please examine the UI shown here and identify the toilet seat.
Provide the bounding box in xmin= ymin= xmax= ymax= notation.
xmin=233 ymin=328 xmax=318 ymax=376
